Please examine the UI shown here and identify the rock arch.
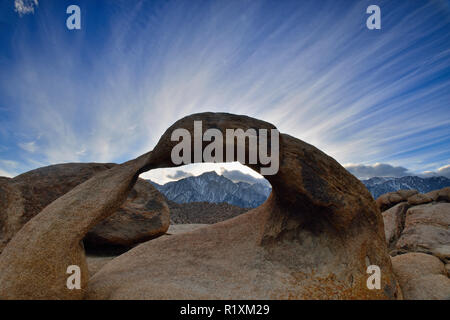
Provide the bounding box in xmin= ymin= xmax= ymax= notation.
xmin=0 ymin=112 xmax=399 ymax=299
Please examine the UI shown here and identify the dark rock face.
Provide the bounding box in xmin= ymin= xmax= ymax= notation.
xmin=84 ymin=179 xmax=170 ymax=251
xmin=0 ymin=112 xmax=399 ymax=300
xmin=150 ymin=171 xmax=271 ymax=208
xmin=376 ymin=189 xmax=419 ymax=212
xmin=0 ymin=163 xmax=169 ymax=254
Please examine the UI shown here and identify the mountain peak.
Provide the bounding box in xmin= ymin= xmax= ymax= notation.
xmin=149 ymin=171 xmax=271 ymax=208
xmin=362 ymin=175 xmax=450 ymax=199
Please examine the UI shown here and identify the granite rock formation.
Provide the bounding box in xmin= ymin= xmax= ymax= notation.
xmin=0 ymin=163 xmax=169 ymax=254
xmin=87 ymin=113 xmax=399 ymax=299
xmin=0 ymin=112 xmax=400 ymax=299
xmin=379 ymin=187 xmax=450 ymax=299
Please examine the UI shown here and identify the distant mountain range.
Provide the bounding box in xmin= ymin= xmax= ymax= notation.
xmin=148 ymin=171 xmax=271 ymax=208
xmin=148 ymin=171 xmax=450 ymax=208
xmin=361 ymin=176 xmax=450 ymax=199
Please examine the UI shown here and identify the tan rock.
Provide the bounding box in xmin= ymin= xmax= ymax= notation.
xmin=0 ymin=152 xmax=153 ymax=299
xmin=382 ymin=202 xmax=409 ymax=248
xmin=391 ymin=253 xmax=450 ymax=300
xmin=0 ymin=163 xmax=169 ymax=253
xmin=86 ymin=112 xmax=399 ymax=300
xmin=425 ymin=187 xmax=450 ymax=202
xmin=165 ymin=224 xmax=209 ymax=236
xmin=0 ymin=112 xmax=400 ymax=300
xmin=84 ymin=179 xmax=169 ymax=250
xmin=396 ymin=203 xmax=450 ymax=262
xmin=86 ymin=256 xmax=116 ymax=278
xmin=376 ymin=190 xmax=418 ymax=212
xmin=407 ymin=193 xmax=432 ymax=206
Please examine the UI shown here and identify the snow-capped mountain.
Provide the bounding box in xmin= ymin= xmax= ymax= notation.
xmin=148 ymin=171 xmax=271 ymax=208
xmin=148 ymin=171 xmax=449 ymax=208
xmin=361 ymin=176 xmax=450 ymax=199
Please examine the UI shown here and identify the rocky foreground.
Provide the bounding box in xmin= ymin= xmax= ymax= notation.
xmin=376 ymin=188 xmax=450 ymax=299
xmin=0 ymin=112 xmax=447 ymax=299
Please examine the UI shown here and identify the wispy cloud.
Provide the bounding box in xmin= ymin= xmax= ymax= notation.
xmin=0 ymin=0 xmax=449 ymax=179
xmin=18 ymin=141 xmax=37 ymax=153
xmin=14 ymin=0 xmax=38 ymax=16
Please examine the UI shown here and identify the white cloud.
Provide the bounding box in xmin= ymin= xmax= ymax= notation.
xmin=437 ymin=164 xmax=450 ymax=178
xmin=345 ymin=163 xmax=411 ymax=179
xmin=14 ymin=0 xmax=38 ymax=16
xmin=421 ymin=164 xmax=450 ymax=178
xmin=140 ymin=162 xmax=262 ymax=184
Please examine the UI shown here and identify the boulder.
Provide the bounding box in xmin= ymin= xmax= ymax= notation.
xmin=407 ymin=193 xmax=432 ymax=206
xmin=376 ymin=190 xmax=418 ymax=212
xmin=0 ymin=152 xmax=153 ymax=299
xmin=0 ymin=163 xmax=169 ymax=253
xmin=86 ymin=112 xmax=399 ymax=299
xmin=425 ymin=187 xmax=450 ymax=202
xmin=382 ymin=202 xmax=409 ymax=249
xmin=86 ymin=256 xmax=116 ymax=277
xmin=84 ymin=179 xmax=169 ymax=250
xmin=391 ymin=253 xmax=450 ymax=300
xmin=396 ymin=203 xmax=450 ymax=263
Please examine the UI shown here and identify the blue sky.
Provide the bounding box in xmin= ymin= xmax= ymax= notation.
xmin=0 ymin=0 xmax=449 ymax=183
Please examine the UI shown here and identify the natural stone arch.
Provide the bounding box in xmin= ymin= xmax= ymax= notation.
xmin=0 ymin=112 xmax=400 ymax=299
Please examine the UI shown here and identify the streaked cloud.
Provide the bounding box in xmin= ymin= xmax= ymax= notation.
xmin=1 ymin=0 xmax=449 ymax=179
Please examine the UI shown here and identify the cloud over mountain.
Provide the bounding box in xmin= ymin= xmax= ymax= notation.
xmin=166 ymin=170 xmax=193 ymax=180
xmin=345 ymin=163 xmax=411 ymax=179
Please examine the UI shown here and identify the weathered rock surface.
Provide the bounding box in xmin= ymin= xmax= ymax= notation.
xmin=396 ymin=203 xmax=450 ymax=263
xmin=376 ymin=190 xmax=418 ymax=212
xmin=0 ymin=112 xmax=400 ymax=300
xmin=0 ymin=163 xmax=169 ymax=253
xmin=391 ymin=253 xmax=450 ymax=300
xmin=84 ymin=179 xmax=169 ymax=250
xmin=0 ymin=153 xmax=153 ymax=299
xmin=407 ymin=193 xmax=433 ymax=206
xmin=86 ymin=256 xmax=116 ymax=277
xmin=425 ymin=187 xmax=450 ymax=202
xmin=86 ymin=113 xmax=399 ymax=299
xmin=165 ymin=223 xmax=209 ymax=236
xmin=382 ymin=202 xmax=409 ymax=249
xmin=168 ymin=200 xmax=247 ymax=224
